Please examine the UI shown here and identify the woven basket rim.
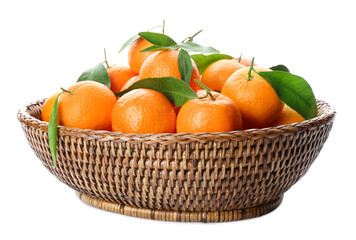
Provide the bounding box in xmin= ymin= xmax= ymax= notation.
xmin=17 ymin=98 xmax=336 ymax=144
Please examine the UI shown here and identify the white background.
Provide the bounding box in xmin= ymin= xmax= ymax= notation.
xmin=1 ymin=0 xmax=355 ymax=239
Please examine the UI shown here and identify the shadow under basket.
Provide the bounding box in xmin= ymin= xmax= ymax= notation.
xmin=18 ymin=99 xmax=335 ymax=223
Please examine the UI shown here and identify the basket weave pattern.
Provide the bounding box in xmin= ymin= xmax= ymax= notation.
xmin=18 ymin=99 xmax=335 ymax=221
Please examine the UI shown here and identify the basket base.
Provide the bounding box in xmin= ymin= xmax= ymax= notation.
xmin=76 ymin=192 xmax=283 ymax=223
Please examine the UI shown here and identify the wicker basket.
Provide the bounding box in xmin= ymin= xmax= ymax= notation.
xmin=17 ymin=99 xmax=335 ymax=222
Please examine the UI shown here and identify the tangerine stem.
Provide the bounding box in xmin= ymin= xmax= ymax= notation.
xmin=194 ymin=79 xmax=215 ymax=101
xmin=207 ymin=91 xmax=216 ymax=101
xmin=104 ymin=48 xmax=109 ymax=68
xmin=60 ymin=87 xmax=73 ymax=95
xmin=162 ymin=19 xmax=165 ymax=34
xmin=146 ymin=25 xmax=162 ymax=32
xmin=182 ymin=29 xmax=203 ymax=42
xmin=238 ymin=53 xmax=242 ymax=63
xmin=198 ymin=91 xmax=215 ymax=101
xmin=247 ymin=57 xmax=255 ymax=81
xmin=198 ymin=92 xmax=208 ymax=99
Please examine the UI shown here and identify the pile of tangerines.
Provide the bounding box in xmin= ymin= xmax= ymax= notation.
xmin=41 ymin=31 xmax=305 ymax=134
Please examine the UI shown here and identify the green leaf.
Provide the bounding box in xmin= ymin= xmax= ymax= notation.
xmin=191 ymin=53 xmax=233 ymax=74
xmin=138 ymin=32 xmax=177 ymax=46
xmin=270 ymin=64 xmax=290 ymax=73
xmin=114 ymin=77 xmax=198 ymax=107
xmin=257 ymin=71 xmax=318 ymax=120
xmin=118 ymin=34 xmax=139 ymax=53
xmin=178 ymin=42 xmax=219 ymax=55
xmin=48 ymin=93 xmax=62 ymax=168
xmin=140 ymin=45 xmax=178 ymax=52
xmin=77 ymin=63 xmax=111 ymax=88
xmin=178 ymin=49 xmax=193 ymax=85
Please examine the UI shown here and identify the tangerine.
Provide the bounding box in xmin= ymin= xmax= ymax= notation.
xmin=176 ymin=90 xmax=243 ymax=133
xmin=128 ymin=37 xmax=154 ymax=74
xmin=270 ymin=105 xmax=305 ymax=127
xmin=201 ymin=59 xmax=245 ymax=91
xmin=139 ymin=50 xmax=202 ymax=92
xmin=120 ymin=75 xmax=140 ymax=91
xmin=41 ymin=92 xmax=60 ymax=122
xmin=221 ymin=66 xmax=284 ymax=129
xmin=111 ymin=89 xmax=176 ymax=133
xmin=107 ymin=64 xmax=136 ymax=92
xmin=58 ymin=81 xmax=117 ymax=130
